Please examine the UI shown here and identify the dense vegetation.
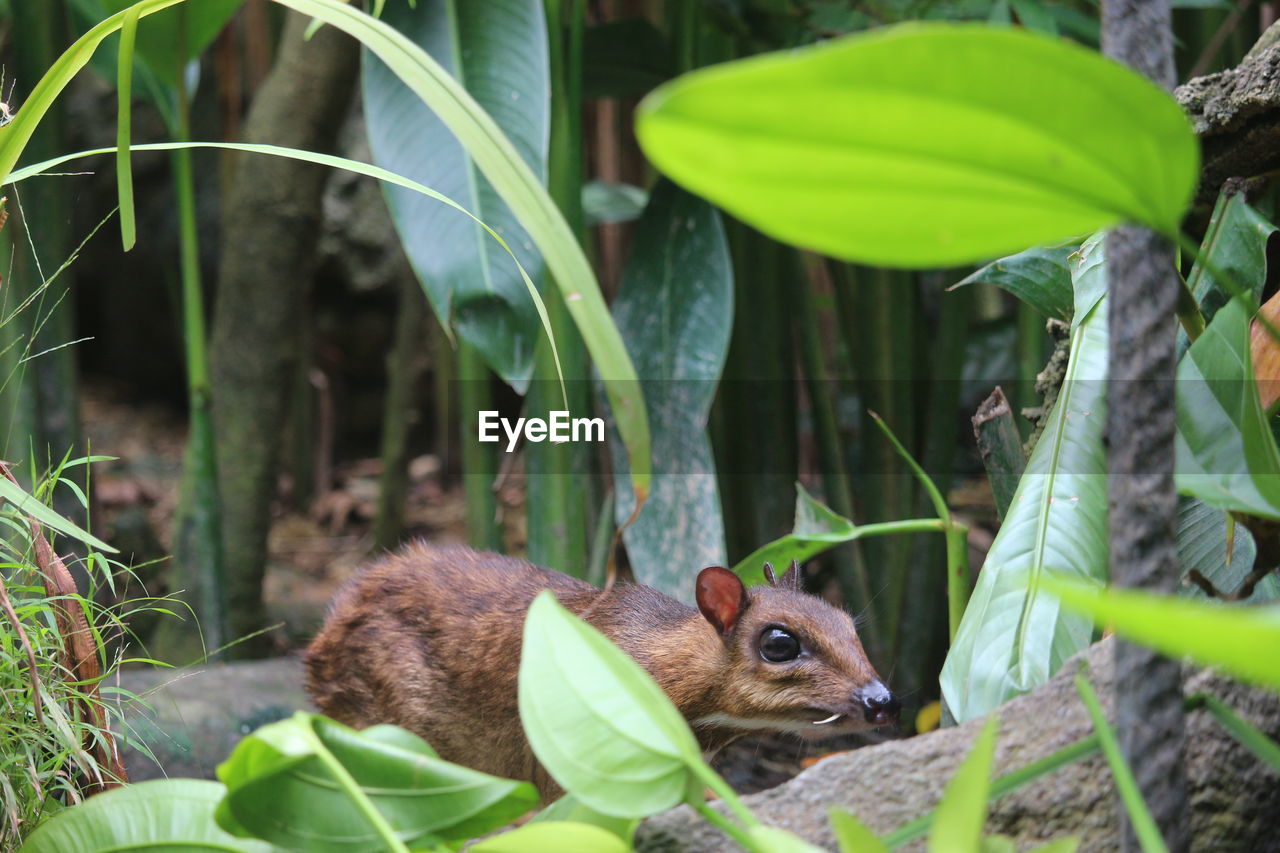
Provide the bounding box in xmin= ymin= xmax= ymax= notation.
xmin=1 ymin=0 xmax=1279 ymax=849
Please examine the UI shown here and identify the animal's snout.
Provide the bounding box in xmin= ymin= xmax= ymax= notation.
xmin=856 ymin=681 xmax=901 ymax=725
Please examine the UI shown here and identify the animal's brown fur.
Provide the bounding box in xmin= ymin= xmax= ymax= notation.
xmin=305 ymin=544 xmax=891 ymax=798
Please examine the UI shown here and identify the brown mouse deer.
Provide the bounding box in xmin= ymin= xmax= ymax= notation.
xmin=305 ymin=544 xmax=898 ymax=798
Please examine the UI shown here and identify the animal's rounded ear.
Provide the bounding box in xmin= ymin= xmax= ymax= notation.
xmin=696 ymin=566 xmax=749 ymax=637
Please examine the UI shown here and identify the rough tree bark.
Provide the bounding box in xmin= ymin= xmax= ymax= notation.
xmin=1100 ymin=1 xmax=1189 ymax=850
xmin=209 ymin=10 xmax=359 ymax=655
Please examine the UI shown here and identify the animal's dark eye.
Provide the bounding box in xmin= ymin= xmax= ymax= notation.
xmin=759 ymin=627 xmax=801 ymax=663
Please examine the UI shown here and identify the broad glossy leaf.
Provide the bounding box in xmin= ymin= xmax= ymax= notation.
xmin=531 ymin=793 xmax=637 ymax=843
xmin=609 ymin=180 xmax=731 ymax=598
xmin=950 ymin=244 xmax=1075 ymax=321
xmin=583 ymin=180 xmax=647 ymax=226
xmin=1176 ymin=298 xmax=1280 ymax=519
xmin=1183 ymin=192 xmax=1276 ymax=330
xmin=19 ymin=779 xmax=270 ymax=852
xmin=928 ymin=716 xmax=998 ymax=853
xmin=732 ymin=482 xmax=942 ymax=586
xmin=1068 ymin=232 xmax=1107 ymax=328
xmin=940 ymin=297 xmax=1109 ymax=723
xmin=830 ymin=807 xmax=889 ymax=853
xmin=1176 ymin=497 xmax=1280 ymax=602
xmin=1048 ymin=579 xmax=1280 ymax=690
xmin=472 ymin=821 xmax=630 ymax=852
xmin=363 ymin=0 xmax=547 ymax=391
xmin=518 ymin=592 xmax=701 ymax=817
xmin=636 ymin=24 xmax=1198 ymax=267
xmin=215 ymin=712 xmax=538 ymax=850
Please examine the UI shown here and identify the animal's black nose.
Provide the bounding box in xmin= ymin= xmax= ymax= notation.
xmin=857 ymin=682 xmax=901 ymax=725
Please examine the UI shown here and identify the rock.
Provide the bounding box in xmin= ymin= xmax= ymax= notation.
xmin=117 ymin=656 xmax=313 ymax=782
xmin=635 ymin=638 xmax=1280 ymax=851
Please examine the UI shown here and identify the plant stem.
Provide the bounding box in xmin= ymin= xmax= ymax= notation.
xmin=457 ymin=341 xmax=500 ymax=550
xmin=692 ymin=799 xmax=759 ymax=851
xmin=1185 ymin=693 xmax=1280 ymax=772
xmin=689 ymin=760 xmax=761 ymax=832
xmin=314 ymin=749 xmax=411 ymax=853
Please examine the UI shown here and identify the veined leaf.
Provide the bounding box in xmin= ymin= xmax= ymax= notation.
xmin=363 ymin=0 xmax=548 ymax=391
xmin=1176 ymin=298 xmax=1280 ymax=519
xmin=927 ymin=716 xmax=999 ymax=853
xmin=215 ymin=712 xmax=538 ymax=850
xmin=1047 ymin=578 xmax=1280 ymax=691
xmin=636 ymin=23 xmax=1198 ymax=267
xmin=1183 ymin=192 xmax=1276 ymax=333
xmin=518 ymin=592 xmax=701 ymax=817
xmin=18 ymin=779 xmax=271 ymax=852
xmin=609 ymin=180 xmax=731 ymax=599
xmin=1176 ymin=497 xmax=1279 ymax=602
xmin=940 ymin=295 xmax=1108 ymax=723
xmin=530 ymin=793 xmax=637 ymax=843
xmin=950 ymin=244 xmax=1075 ymax=322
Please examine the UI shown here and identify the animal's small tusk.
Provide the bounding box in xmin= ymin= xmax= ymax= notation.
xmin=813 ymin=713 xmax=843 ymax=725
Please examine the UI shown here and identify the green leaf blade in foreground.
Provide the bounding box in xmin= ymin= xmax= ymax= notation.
xmin=363 ymin=0 xmax=548 ymax=390
xmin=0 ymin=475 xmax=117 ymax=553
xmin=472 ymin=821 xmax=631 ymax=853
xmin=518 ymin=592 xmax=701 ymax=817
xmin=609 ymin=180 xmax=732 ymax=598
xmin=215 ymin=712 xmax=538 ymax=850
xmin=1046 ymin=578 xmax=1280 ymax=691
xmin=831 ymin=807 xmax=889 ymax=853
xmin=940 ymin=295 xmax=1109 ymax=722
xmin=927 ymin=716 xmax=999 ymax=853
xmin=636 ymin=23 xmax=1198 ymax=267
xmin=19 ymin=779 xmax=271 ymax=852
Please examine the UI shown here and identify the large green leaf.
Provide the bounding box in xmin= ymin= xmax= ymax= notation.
xmin=18 ymin=779 xmax=270 ymax=852
xmin=97 ymin=0 xmax=244 ymax=85
xmin=472 ymin=822 xmax=631 ymax=853
xmin=940 ymin=293 xmax=1109 ymax=722
xmin=950 ymin=244 xmax=1075 ymax=322
xmin=928 ymin=716 xmax=999 ymax=853
xmin=1048 ymin=578 xmax=1280 ymax=691
xmin=635 ymin=23 xmax=1198 ymax=267
xmin=1 ymin=0 xmax=651 ymax=499
xmin=1175 ymin=298 xmax=1280 ymax=519
xmin=215 ymin=712 xmax=538 ymax=850
xmin=831 ymin=808 xmax=889 ymax=853
xmin=731 ymin=482 xmax=943 ymax=586
xmin=609 ymin=180 xmax=732 ymax=599
xmin=1176 ymin=497 xmax=1280 ymax=601
xmin=518 ymin=592 xmax=701 ymax=817
xmin=363 ymin=0 xmax=547 ymax=390
xmin=1183 ymin=192 xmax=1276 ymax=332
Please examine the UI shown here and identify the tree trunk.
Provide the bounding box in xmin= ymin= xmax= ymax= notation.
xmin=208 ymin=10 xmax=359 ymax=656
xmin=1101 ymin=1 xmax=1190 ymax=849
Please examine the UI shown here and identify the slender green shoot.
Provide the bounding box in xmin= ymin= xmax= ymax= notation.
xmin=114 ymin=7 xmax=140 ymax=251
xmin=1074 ymin=673 xmax=1168 ymax=853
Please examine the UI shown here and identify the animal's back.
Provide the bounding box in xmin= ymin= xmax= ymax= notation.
xmin=304 ymin=543 xmax=594 ymax=782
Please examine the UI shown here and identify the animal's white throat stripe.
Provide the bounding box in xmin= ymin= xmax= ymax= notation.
xmin=691 ymin=712 xmax=825 ymax=734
